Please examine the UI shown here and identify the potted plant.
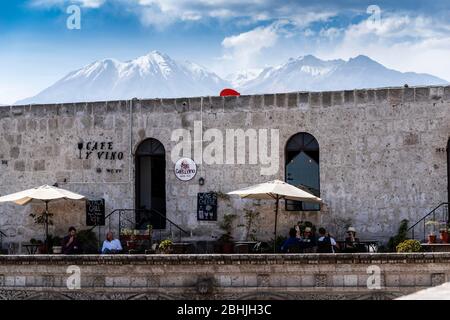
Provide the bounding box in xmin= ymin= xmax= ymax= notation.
xmin=386 ymin=219 xmax=409 ymax=252
xmin=120 ymin=228 xmax=135 ymax=247
xmin=396 ymin=239 xmax=422 ymax=252
xmin=76 ymin=229 xmax=98 ymax=254
xmin=52 ymin=245 xmax=63 ymax=254
xmin=218 ymin=213 xmax=237 ymax=253
xmin=425 ymin=220 xmax=440 ymax=243
xmin=47 ymin=235 xmax=63 ymax=254
xmin=158 ymin=239 xmax=173 ymax=254
xmin=238 ymin=209 xmax=260 ymax=241
xmin=120 ymin=228 xmax=133 ymax=241
xmin=439 ymin=222 xmax=449 ymax=244
xmin=30 ymin=211 xmax=54 ymax=225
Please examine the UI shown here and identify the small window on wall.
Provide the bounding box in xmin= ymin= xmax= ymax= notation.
xmin=285 ymin=132 xmax=320 ymax=211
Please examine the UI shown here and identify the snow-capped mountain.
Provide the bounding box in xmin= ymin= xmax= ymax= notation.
xmin=16 ymin=53 xmax=448 ymax=105
xmin=226 ymin=68 xmax=263 ymax=88
xmin=17 ymin=51 xmax=229 ymax=104
xmin=239 ymin=55 xmax=447 ymax=93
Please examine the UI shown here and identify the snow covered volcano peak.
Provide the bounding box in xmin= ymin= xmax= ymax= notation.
xmin=17 ymin=51 xmax=230 ymax=104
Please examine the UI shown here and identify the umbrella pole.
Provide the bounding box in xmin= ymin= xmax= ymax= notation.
xmin=45 ymin=200 xmax=49 ymax=252
xmin=273 ymin=196 xmax=279 ymax=253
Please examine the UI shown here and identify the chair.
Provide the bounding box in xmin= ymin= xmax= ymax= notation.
xmin=287 ymin=243 xmax=302 ymax=253
xmin=234 ymin=244 xmax=249 ymax=253
xmin=356 ymin=243 xmax=369 ymax=253
xmin=9 ymin=242 xmax=18 ymax=254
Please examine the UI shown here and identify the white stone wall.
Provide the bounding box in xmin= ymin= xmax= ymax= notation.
xmin=0 ymin=86 xmax=449 ymax=248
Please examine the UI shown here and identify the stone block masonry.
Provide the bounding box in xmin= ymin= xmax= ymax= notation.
xmin=0 ymin=86 xmax=449 ymax=248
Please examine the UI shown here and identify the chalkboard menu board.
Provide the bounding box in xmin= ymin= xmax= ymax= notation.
xmin=197 ymin=192 xmax=217 ymax=221
xmin=86 ymin=199 xmax=105 ymax=226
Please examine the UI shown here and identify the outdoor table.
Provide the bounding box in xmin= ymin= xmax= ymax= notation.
xmin=337 ymin=240 xmax=378 ymax=253
xmin=234 ymin=241 xmax=258 ymax=253
xmin=22 ymin=243 xmax=40 ymax=255
xmin=171 ymin=242 xmax=194 ymax=254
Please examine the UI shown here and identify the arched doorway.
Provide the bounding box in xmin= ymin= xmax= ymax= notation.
xmin=135 ymin=138 xmax=166 ymax=229
xmin=285 ymin=132 xmax=320 ymax=211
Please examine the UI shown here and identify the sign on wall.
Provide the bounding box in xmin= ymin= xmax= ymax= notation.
xmin=86 ymin=199 xmax=105 ymax=226
xmin=174 ymin=158 xmax=197 ymax=181
xmin=77 ymin=141 xmax=124 ymax=161
xmin=197 ymin=192 xmax=217 ymax=221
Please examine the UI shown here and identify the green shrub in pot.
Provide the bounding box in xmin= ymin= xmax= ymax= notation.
xmin=396 ymin=239 xmax=422 ymax=252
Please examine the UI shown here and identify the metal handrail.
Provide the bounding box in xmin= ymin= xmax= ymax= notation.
xmin=89 ymin=208 xmax=190 ymax=251
xmin=89 ymin=208 xmax=189 ymax=252
xmin=89 ymin=208 xmax=189 ymax=235
xmin=407 ymin=202 xmax=449 ymax=240
xmin=148 ymin=208 xmax=189 ymax=235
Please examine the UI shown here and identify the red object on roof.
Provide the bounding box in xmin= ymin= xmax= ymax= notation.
xmin=220 ymin=88 xmax=241 ymax=97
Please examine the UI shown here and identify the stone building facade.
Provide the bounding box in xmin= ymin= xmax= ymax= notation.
xmin=0 ymin=85 xmax=449 ymax=249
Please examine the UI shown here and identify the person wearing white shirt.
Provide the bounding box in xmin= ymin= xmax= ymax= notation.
xmin=317 ymin=227 xmax=338 ymax=253
xmin=101 ymin=231 xmax=123 ymax=254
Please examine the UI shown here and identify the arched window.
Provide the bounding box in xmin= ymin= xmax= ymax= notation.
xmin=135 ymin=138 xmax=166 ymax=229
xmin=285 ymin=133 xmax=320 ymax=211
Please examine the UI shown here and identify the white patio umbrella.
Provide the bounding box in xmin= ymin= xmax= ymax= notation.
xmin=0 ymin=185 xmax=86 ymax=246
xmin=228 ymin=179 xmax=322 ymax=252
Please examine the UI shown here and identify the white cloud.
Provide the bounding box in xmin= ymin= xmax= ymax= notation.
xmin=219 ymin=21 xmax=293 ymax=73
xmin=319 ymin=14 xmax=450 ymax=81
xmin=32 ymin=0 xmax=336 ymax=28
xmin=214 ymin=6 xmax=336 ymax=75
xmin=27 ymin=1 xmax=450 ymax=82
xmin=78 ymin=0 xmax=105 ymax=7
xmin=319 ymin=27 xmax=342 ymax=40
xmin=32 ymin=0 xmax=105 ymax=8
xmin=131 ymin=0 xmax=275 ymax=26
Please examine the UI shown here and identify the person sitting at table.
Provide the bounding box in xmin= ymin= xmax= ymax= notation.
xmin=101 ymin=231 xmax=123 ymax=254
xmin=62 ymin=226 xmax=82 ymax=254
xmin=317 ymin=227 xmax=338 ymax=253
xmin=345 ymin=227 xmax=359 ymax=242
xmin=344 ymin=227 xmax=361 ymax=252
xmin=300 ymin=227 xmax=317 ymax=253
xmin=280 ymin=228 xmax=302 ymax=253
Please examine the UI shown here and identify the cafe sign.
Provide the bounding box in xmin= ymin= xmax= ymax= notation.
xmin=174 ymin=158 xmax=197 ymax=181
xmin=86 ymin=199 xmax=105 ymax=226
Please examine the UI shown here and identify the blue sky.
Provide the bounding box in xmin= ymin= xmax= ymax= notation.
xmin=1 ymin=0 xmax=450 ymax=104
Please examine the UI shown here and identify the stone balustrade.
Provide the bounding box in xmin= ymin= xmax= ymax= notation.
xmin=0 ymin=253 xmax=449 ymax=300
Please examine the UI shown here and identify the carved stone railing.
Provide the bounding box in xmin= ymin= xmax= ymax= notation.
xmin=0 ymin=253 xmax=449 ymax=300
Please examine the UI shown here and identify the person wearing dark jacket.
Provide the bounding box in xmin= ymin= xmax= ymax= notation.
xmin=62 ymin=226 xmax=82 ymax=254
xmin=300 ymin=227 xmax=317 ymax=253
xmin=280 ymin=228 xmax=302 ymax=253
xmin=343 ymin=227 xmax=361 ymax=252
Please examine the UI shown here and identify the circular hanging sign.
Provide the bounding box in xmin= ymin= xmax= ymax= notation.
xmin=174 ymin=158 xmax=197 ymax=181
